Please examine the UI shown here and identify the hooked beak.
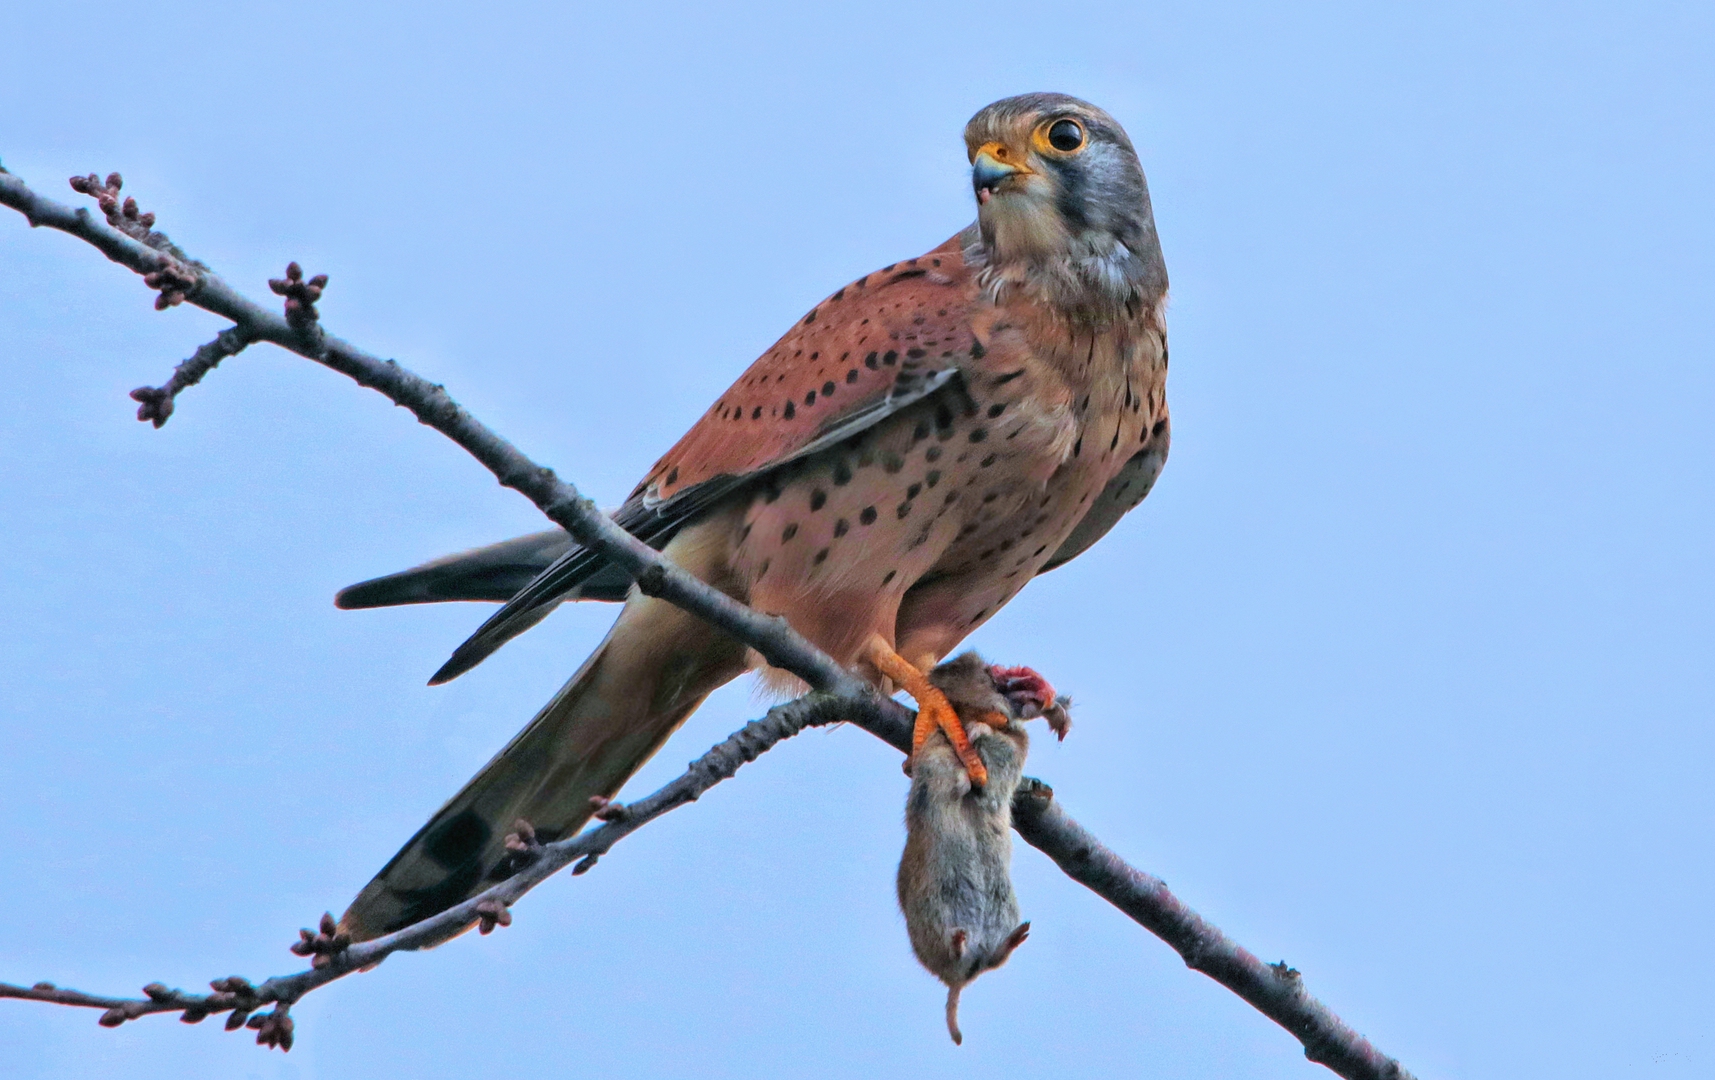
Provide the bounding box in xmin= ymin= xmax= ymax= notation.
xmin=971 ymin=142 xmax=1029 ymax=204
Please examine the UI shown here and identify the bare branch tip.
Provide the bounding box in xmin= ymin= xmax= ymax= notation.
xmin=269 ymin=261 xmax=328 ymax=330
xmin=288 ymin=913 xmax=350 ymax=968
xmin=475 ymin=898 xmax=513 ymax=934
xmin=252 ymin=1005 xmax=294 ymax=1051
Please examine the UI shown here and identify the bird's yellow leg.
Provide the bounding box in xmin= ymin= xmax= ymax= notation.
xmin=864 ymin=636 xmax=989 ymax=786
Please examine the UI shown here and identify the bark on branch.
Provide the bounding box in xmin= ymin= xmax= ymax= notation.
xmin=0 ymin=161 xmax=1416 ymax=1080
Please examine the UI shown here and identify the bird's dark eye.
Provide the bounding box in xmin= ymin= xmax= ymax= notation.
xmin=1047 ymin=119 xmax=1085 ymax=152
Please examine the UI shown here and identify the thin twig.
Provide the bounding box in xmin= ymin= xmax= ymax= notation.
xmin=1013 ymin=790 xmax=1416 ymax=1079
xmin=1 ymin=693 xmax=868 ymax=1039
xmin=0 ymin=163 xmax=1415 ymax=1079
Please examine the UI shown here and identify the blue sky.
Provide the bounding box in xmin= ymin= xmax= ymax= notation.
xmin=2 ymin=2 xmax=1711 ymax=1077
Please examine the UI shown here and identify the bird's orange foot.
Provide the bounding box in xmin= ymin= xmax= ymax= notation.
xmin=865 ymin=638 xmax=990 ymax=786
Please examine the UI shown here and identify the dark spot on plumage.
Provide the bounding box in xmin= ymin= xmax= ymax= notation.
xmin=893 ymin=268 xmax=927 ymax=281
xmin=665 ymin=466 xmax=679 ymax=486
xmin=883 ymin=452 xmax=904 ymax=474
xmin=969 ymin=428 xmax=987 ymax=443
xmin=913 ymin=422 xmax=930 ymax=441
xmin=834 ymin=518 xmax=849 ymax=538
xmin=803 ymin=309 xmax=817 ymax=324
xmin=865 ymin=351 xmax=879 ymax=369
xmin=782 ymin=523 xmax=798 ymax=542
xmin=756 ymin=558 xmax=770 ymax=581
xmin=987 ymin=403 xmax=1007 ymax=418
xmin=752 ymin=406 xmax=762 ymax=419
xmin=822 ymin=381 xmax=836 ymax=397
xmin=979 ymin=548 xmax=995 ymax=560
xmin=1110 ymin=430 xmax=1121 ymax=451
xmin=925 ymin=446 xmax=942 ymax=462
xmin=1152 ymin=418 xmax=1168 ymax=437
xmin=860 ymin=506 xmax=877 ymax=525
xmin=959 ymin=523 xmax=978 ymax=537
xmin=847 ymin=368 xmax=859 ymax=384
xmin=983 ymin=492 xmax=998 ymax=503
xmin=784 ymin=400 xmax=796 ymax=420
xmin=738 ymin=523 xmax=752 ymax=543
xmin=980 ymin=454 xmax=996 ymax=468
xmin=423 ymin=809 xmax=491 ymax=870
xmin=805 ymin=390 xmax=816 ymax=405
xmin=1000 ymin=539 xmax=1014 ymax=551
xmin=897 ymin=502 xmax=912 ymax=519
xmin=883 ymin=350 xmax=898 ymax=365
xmin=810 ymin=489 xmax=827 ymax=511
xmin=882 ymin=569 xmax=897 ymax=584
xmin=926 ymin=470 xmax=941 ymax=488
xmin=810 ymin=352 xmax=819 ymax=360
xmin=1080 ymin=394 xmax=1091 ymax=412
xmin=832 ymin=460 xmax=852 ymax=486
xmin=944 ymin=491 xmax=959 ymax=505
xmin=831 ymin=288 xmax=845 ymax=301
xmin=1072 ymin=437 xmax=1082 ymax=458
xmin=814 ymin=548 xmax=828 ymax=565
xmin=1034 ymin=544 xmax=1048 ymax=557
xmin=906 ymin=482 xmax=921 ymax=499
xmin=907 ymin=347 xmax=926 ymax=359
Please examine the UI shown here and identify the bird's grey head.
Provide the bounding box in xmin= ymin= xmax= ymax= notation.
xmin=962 ymin=93 xmax=1166 ymax=318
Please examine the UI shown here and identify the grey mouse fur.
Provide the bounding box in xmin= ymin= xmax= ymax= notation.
xmin=896 ymin=652 xmax=1050 ymax=1045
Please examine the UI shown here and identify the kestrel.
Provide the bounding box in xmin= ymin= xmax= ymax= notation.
xmin=336 ymin=93 xmax=1171 ymax=939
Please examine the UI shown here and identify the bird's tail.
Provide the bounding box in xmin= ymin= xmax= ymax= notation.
xmin=338 ymin=589 xmax=748 ymax=941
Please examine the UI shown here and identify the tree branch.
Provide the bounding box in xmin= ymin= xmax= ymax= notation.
xmin=0 ymin=162 xmax=1415 ymax=1080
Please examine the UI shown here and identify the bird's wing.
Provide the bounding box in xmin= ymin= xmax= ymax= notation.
xmin=429 ymin=234 xmax=985 ymax=684
xmin=1037 ymin=416 xmax=1169 ymax=574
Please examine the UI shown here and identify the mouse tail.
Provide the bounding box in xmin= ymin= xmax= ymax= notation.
xmin=945 ymin=984 xmax=964 ymax=1045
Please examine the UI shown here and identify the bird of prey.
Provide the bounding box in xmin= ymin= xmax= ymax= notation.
xmin=335 ymin=92 xmax=1171 ymax=940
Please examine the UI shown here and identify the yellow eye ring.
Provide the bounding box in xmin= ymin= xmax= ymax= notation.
xmin=1035 ymin=117 xmax=1086 ymax=155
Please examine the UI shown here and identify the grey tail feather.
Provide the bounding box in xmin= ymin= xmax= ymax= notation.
xmin=945 ymin=985 xmax=964 ymax=1045
xmin=335 ymin=529 xmax=626 ymax=610
xmin=339 ymin=590 xmax=748 ymax=942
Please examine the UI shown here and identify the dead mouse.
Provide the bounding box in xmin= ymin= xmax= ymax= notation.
xmin=896 ymin=652 xmax=1068 ymax=1044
